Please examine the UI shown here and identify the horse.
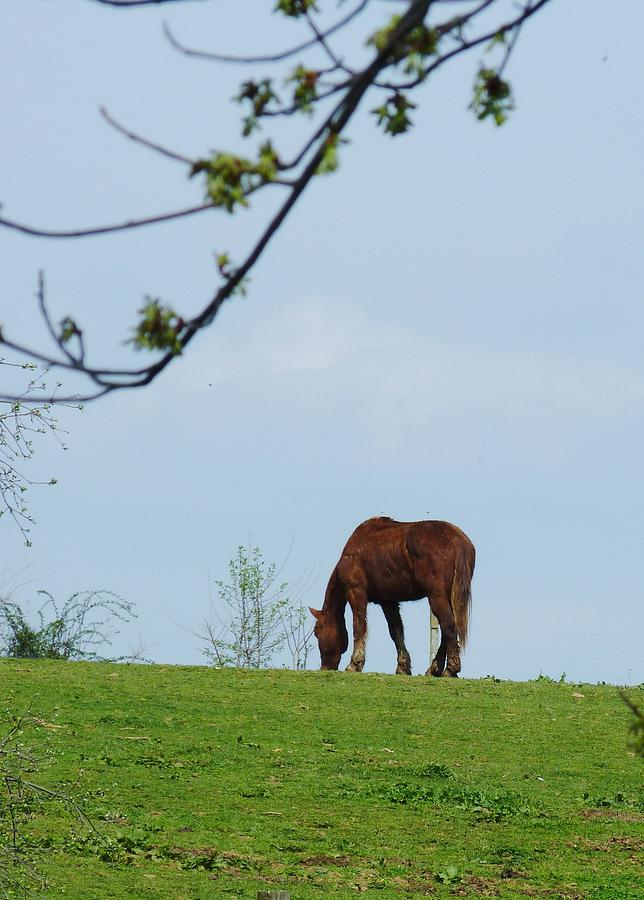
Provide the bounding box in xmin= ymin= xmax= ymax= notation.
xmin=309 ymin=517 xmax=475 ymax=677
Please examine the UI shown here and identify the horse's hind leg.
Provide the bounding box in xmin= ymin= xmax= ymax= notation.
xmin=381 ymin=602 xmax=412 ymax=675
xmin=345 ymin=587 xmax=368 ymax=673
xmin=428 ymin=625 xmax=448 ymax=677
xmin=424 ymin=589 xmax=461 ymax=677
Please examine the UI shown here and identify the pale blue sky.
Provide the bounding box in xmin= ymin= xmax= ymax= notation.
xmin=1 ymin=1 xmax=643 ymax=683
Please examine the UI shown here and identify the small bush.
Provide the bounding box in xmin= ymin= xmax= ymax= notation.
xmin=0 ymin=590 xmax=137 ymax=661
xmin=0 ymin=710 xmax=99 ymax=897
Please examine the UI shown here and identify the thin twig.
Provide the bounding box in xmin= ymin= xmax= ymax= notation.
xmin=0 ymin=203 xmax=214 ymax=239
xmin=163 ymin=1 xmax=369 ymax=66
xmin=92 ymin=0 xmax=198 ymax=7
xmin=37 ymin=273 xmax=75 ymax=366
xmin=100 ymin=106 xmax=194 ymax=165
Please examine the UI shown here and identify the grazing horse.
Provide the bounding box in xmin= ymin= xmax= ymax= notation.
xmin=309 ymin=517 xmax=475 ymax=677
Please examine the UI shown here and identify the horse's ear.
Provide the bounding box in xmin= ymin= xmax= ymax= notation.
xmin=309 ymin=606 xmax=322 ymax=620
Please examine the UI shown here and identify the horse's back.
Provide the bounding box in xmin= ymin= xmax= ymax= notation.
xmin=406 ymin=520 xmax=475 ymax=562
xmin=345 ymin=518 xmax=472 ymax=555
xmin=336 ymin=517 xmax=474 ymax=600
xmin=337 ymin=518 xmax=416 ymax=599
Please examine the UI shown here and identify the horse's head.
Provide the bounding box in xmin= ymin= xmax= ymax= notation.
xmin=309 ymin=606 xmax=348 ymax=670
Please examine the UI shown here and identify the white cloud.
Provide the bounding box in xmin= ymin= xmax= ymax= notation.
xmin=199 ymin=297 xmax=404 ymax=383
xmin=172 ymin=297 xmax=644 ymax=466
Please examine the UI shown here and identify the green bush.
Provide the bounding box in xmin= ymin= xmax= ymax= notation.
xmin=0 ymin=590 xmax=137 ymax=661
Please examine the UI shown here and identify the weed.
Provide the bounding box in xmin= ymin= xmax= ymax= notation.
xmin=582 ymin=790 xmax=643 ymax=812
xmin=372 ymin=776 xmax=533 ymax=820
xmin=415 ymin=762 xmax=454 ymax=779
xmin=436 ymin=863 xmax=461 ymax=884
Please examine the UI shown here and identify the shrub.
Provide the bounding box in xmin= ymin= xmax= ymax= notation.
xmin=0 ymin=590 xmax=138 ymax=661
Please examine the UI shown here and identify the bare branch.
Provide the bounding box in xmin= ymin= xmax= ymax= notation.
xmin=99 ymin=106 xmax=195 ymax=165
xmin=163 ymin=1 xmax=369 ymax=66
xmin=92 ymin=0 xmax=203 ymax=7
xmin=0 ymin=203 xmax=214 ymax=240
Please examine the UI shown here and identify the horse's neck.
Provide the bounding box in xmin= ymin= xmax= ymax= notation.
xmin=322 ymin=568 xmax=346 ymax=622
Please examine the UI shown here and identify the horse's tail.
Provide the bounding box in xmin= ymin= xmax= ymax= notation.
xmin=450 ymin=539 xmax=475 ymax=649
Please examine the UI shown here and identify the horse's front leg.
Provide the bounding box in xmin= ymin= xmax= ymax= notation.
xmin=345 ymin=587 xmax=368 ymax=673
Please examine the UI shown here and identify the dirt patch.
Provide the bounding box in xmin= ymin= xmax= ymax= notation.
xmin=451 ymin=877 xmax=585 ymax=899
xmin=451 ymin=875 xmax=500 ymax=896
xmin=579 ymin=808 xmax=644 ymax=823
xmin=500 ymin=887 xmax=584 ymax=899
xmin=499 ymin=868 xmax=526 ymax=880
xmin=300 ymin=854 xmax=352 ymax=867
xmin=398 ymin=879 xmax=435 ymax=895
xmin=168 ymin=845 xmax=219 ymax=857
xmin=574 ymin=836 xmax=644 ymax=853
xmin=568 ymin=835 xmax=644 ymax=866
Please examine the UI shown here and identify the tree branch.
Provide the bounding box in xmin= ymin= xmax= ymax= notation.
xmin=163 ymin=1 xmax=369 ymax=66
xmin=1 ymin=0 xmax=555 ymax=403
xmin=92 ymin=0 xmax=203 ymax=7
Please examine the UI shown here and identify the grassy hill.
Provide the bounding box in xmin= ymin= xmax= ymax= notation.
xmin=1 ymin=661 xmax=642 ymax=899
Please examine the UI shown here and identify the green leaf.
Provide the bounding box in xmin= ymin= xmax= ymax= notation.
xmin=215 ymin=253 xmax=249 ymax=297
xmin=316 ymin=133 xmax=348 ymax=175
xmin=59 ymin=317 xmax=81 ymax=344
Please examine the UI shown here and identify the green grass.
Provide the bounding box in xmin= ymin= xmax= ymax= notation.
xmin=1 ymin=661 xmax=642 ymax=899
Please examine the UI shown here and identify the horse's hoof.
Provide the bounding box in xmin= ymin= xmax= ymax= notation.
xmin=444 ymin=670 xmax=459 ymax=678
xmin=427 ymin=664 xmax=443 ymax=677
xmin=345 ymin=662 xmax=363 ymax=673
xmin=395 ymin=666 xmax=412 ymax=676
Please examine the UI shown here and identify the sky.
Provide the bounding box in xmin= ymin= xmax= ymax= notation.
xmin=1 ymin=0 xmax=643 ymax=684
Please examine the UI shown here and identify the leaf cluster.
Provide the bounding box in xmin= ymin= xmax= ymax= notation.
xmin=287 ymin=65 xmax=320 ymax=115
xmin=128 ymin=298 xmax=185 ymax=354
xmin=367 ymin=15 xmax=439 ymax=74
xmin=275 ymin=0 xmax=318 ymax=18
xmin=372 ymin=92 xmax=417 ymax=136
xmin=469 ymin=67 xmax=514 ymax=126
xmin=236 ymin=78 xmax=279 ymax=136
xmin=191 ymin=142 xmax=279 ymax=212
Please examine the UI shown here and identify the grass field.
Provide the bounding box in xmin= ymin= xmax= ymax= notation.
xmin=1 ymin=661 xmax=642 ymax=899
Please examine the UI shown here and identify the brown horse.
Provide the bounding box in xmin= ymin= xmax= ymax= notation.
xmin=309 ymin=517 xmax=475 ymax=677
